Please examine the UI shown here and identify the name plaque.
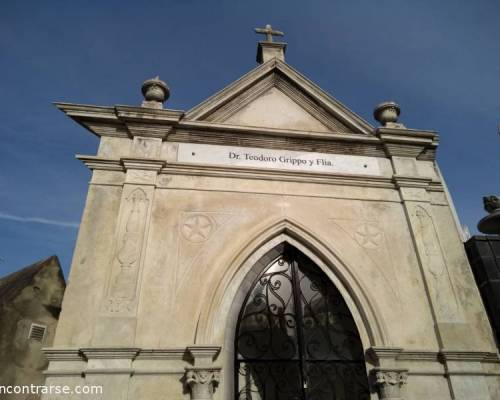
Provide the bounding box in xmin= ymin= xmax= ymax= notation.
xmin=175 ymin=143 xmax=385 ymax=176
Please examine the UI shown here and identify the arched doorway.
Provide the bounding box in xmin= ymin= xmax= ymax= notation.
xmin=235 ymin=244 xmax=369 ymax=400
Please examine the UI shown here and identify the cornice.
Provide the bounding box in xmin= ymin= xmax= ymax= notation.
xmin=57 ymin=103 xmax=439 ymax=162
xmin=114 ymin=105 xmax=183 ymax=122
xmin=75 ymin=154 xmax=123 ymax=171
xmin=377 ymin=127 xmax=439 ymax=159
xmin=76 ymin=155 xmax=123 ymax=171
xmin=171 ymin=122 xmax=387 ymax=158
xmin=56 ymin=102 xmax=183 ymax=139
xmin=178 ymin=120 xmax=380 ymax=143
xmin=76 ymin=156 xmax=165 ymax=172
xmin=121 ymin=158 xmax=165 ymax=171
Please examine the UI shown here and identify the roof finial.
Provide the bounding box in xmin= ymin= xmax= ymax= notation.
xmin=374 ymin=101 xmax=405 ymax=128
xmin=254 ymin=24 xmax=284 ymax=43
xmin=254 ymin=24 xmax=287 ymax=64
xmin=141 ymin=76 xmax=170 ymax=109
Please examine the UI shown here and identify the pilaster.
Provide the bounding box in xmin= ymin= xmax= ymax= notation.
xmin=92 ymin=158 xmax=164 ymax=346
xmin=378 ymin=125 xmax=466 ymax=337
xmin=441 ymin=351 xmax=495 ymax=400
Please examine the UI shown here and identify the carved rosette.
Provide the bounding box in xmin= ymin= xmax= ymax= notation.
xmin=374 ymin=369 xmax=408 ymax=399
xmin=185 ymin=368 xmax=220 ymax=400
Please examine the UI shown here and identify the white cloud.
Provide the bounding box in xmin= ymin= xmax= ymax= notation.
xmin=0 ymin=212 xmax=79 ymax=229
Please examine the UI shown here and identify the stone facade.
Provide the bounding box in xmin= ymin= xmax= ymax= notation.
xmin=0 ymin=256 xmax=65 ymax=399
xmin=43 ymin=34 xmax=500 ymax=399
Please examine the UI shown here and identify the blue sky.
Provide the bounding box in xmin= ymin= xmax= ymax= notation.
xmin=1 ymin=0 xmax=499 ymax=277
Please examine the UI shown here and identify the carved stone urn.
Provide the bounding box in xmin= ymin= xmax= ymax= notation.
xmin=141 ymin=76 xmax=169 ymax=108
xmin=478 ymin=195 xmax=500 ymax=234
xmin=374 ymin=101 xmax=401 ymax=127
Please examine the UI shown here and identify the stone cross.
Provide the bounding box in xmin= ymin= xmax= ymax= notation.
xmin=254 ymin=24 xmax=284 ymax=42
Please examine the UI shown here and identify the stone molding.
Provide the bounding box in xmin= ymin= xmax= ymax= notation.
xmin=393 ymin=175 xmax=433 ymax=189
xmin=440 ymin=350 xmax=498 ymax=362
xmin=373 ymin=368 xmax=408 ymax=400
xmin=121 ymin=158 xmax=165 ymax=171
xmin=185 ymin=59 xmax=374 ymax=134
xmin=80 ymin=347 xmax=140 ymax=360
xmin=135 ymin=348 xmax=187 ymax=360
xmin=76 ymin=155 xmax=123 ymax=171
xmin=186 ymin=346 xmax=221 ymax=364
xmin=42 ymin=347 xmax=221 ymax=361
xmin=377 ymin=127 xmax=438 ymax=160
xmin=162 ymin=164 xmax=396 ymax=188
xmin=55 ymin=103 xmax=183 ymax=140
xmin=42 ymin=347 xmax=82 ymax=361
xmin=77 ymin=155 xmax=401 ymax=190
xmin=368 ymin=347 xmax=404 ymax=363
xmin=57 ymin=104 xmax=439 ymax=161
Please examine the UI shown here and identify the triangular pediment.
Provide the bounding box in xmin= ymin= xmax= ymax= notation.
xmin=185 ymin=59 xmax=374 ymax=135
xmin=224 ymin=86 xmax=331 ymax=132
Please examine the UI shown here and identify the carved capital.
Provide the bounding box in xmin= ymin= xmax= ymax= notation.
xmin=185 ymin=368 xmax=220 ymax=400
xmin=374 ymin=369 xmax=408 ymax=400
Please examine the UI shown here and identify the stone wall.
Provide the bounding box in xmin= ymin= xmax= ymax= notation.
xmin=0 ymin=256 xmax=65 ymax=399
xmin=44 ymin=58 xmax=500 ymax=399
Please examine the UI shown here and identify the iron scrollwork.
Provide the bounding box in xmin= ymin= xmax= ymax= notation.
xmin=235 ymin=246 xmax=369 ymax=400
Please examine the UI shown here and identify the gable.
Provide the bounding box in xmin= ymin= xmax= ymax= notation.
xmin=223 ymin=86 xmax=331 ymax=132
xmin=185 ymin=59 xmax=374 ymax=135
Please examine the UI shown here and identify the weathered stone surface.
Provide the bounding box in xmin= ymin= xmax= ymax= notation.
xmin=0 ymin=256 xmax=65 ymax=400
xmin=44 ymin=32 xmax=500 ymax=400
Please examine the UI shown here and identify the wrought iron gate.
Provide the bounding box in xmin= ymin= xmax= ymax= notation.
xmin=235 ymin=246 xmax=369 ymax=400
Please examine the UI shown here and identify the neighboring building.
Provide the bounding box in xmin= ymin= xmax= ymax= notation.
xmin=44 ymin=27 xmax=500 ymax=399
xmin=0 ymin=255 xmax=65 ymax=398
xmin=465 ymin=235 xmax=500 ymax=347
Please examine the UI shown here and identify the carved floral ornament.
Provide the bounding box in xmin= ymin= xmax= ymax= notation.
xmin=374 ymin=369 xmax=408 ymax=400
xmin=185 ymin=368 xmax=220 ymax=400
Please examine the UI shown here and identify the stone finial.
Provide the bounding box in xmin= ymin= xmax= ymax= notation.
xmin=484 ymin=196 xmax=500 ymax=214
xmin=374 ymin=101 xmax=404 ymax=128
xmin=478 ymin=196 xmax=500 ymax=234
xmin=141 ymin=76 xmax=170 ymax=109
xmin=255 ymin=24 xmax=286 ymax=64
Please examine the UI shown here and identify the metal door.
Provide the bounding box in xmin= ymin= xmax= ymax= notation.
xmin=235 ymin=246 xmax=369 ymax=400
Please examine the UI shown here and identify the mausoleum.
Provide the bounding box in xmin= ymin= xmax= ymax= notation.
xmin=44 ymin=26 xmax=500 ymax=399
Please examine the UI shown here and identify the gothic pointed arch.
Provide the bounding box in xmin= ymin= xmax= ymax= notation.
xmin=234 ymin=243 xmax=370 ymax=399
xmin=195 ymin=218 xmax=388 ymax=348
